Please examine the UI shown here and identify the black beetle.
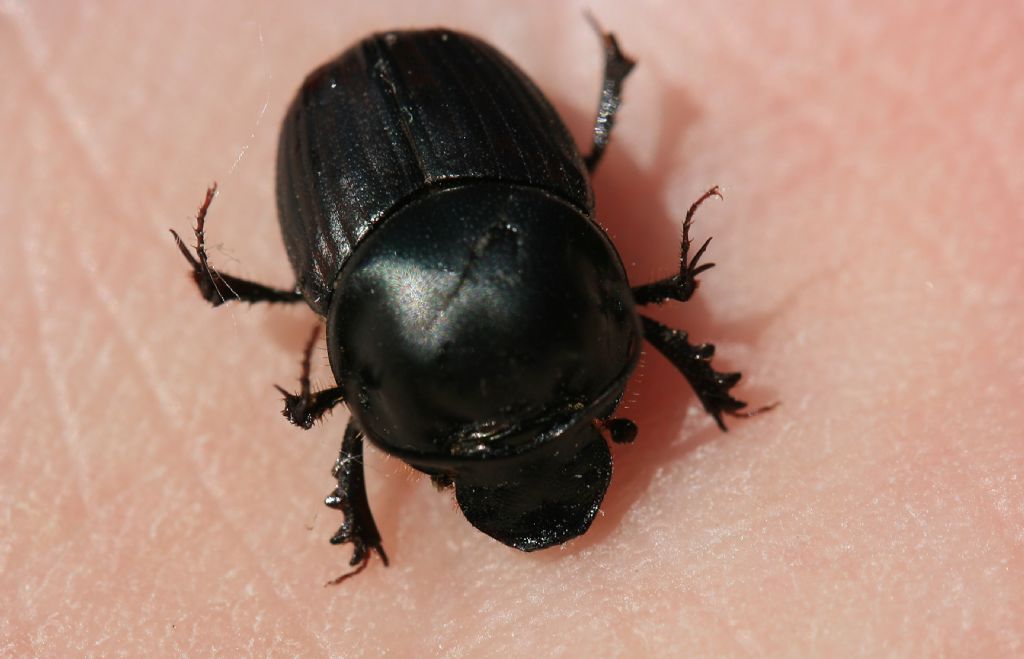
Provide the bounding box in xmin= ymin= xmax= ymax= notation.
xmin=172 ymin=25 xmax=769 ymax=582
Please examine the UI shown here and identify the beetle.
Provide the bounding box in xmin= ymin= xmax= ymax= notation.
xmin=172 ymin=25 xmax=769 ymax=583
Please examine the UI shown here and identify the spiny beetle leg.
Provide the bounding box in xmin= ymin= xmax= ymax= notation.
xmin=583 ymin=13 xmax=636 ymax=173
xmin=632 ymin=186 xmax=722 ymax=306
xmin=640 ymin=315 xmax=776 ymax=431
xmin=274 ymin=325 xmax=343 ymax=429
xmin=324 ymin=422 xmax=388 ymax=586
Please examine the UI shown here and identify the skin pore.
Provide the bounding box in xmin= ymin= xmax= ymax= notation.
xmin=2 ymin=1 xmax=1022 ymax=655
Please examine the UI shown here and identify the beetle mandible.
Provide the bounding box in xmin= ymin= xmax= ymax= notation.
xmin=172 ymin=25 xmax=769 ymax=583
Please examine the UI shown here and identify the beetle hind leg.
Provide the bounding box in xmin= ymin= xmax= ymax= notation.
xmin=170 ymin=183 xmax=304 ymax=306
xmin=582 ymin=15 xmax=636 ymax=172
xmin=324 ymin=421 xmax=388 ymax=586
xmin=632 ymin=186 xmax=721 ymax=306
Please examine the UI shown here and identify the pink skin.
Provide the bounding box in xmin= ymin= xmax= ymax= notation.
xmin=2 ymin=1 xmax=1022 ymax=655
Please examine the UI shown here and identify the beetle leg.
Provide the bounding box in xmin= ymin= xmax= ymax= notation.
xmin=170 ymin=183 xmax=304 ymax=306
xmin=324 ymin=422 xmax=389 ymax=585
xmin=639 ymin=315 xmax=776 ymax=431
xmin=582 ymin=15 xmax=636 ymax=173
xmin=632 ymin=187 xmax=721 ymax=306
xmin=274 ymin=325 xmax=344 ymax=429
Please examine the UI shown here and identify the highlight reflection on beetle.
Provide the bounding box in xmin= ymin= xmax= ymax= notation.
xmin=172 ymin=25 xmax=769 ymax=583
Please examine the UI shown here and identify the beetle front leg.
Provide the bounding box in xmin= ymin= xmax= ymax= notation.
xmin=324 ymin=422 xmax=389 ymax=585
xmin=632 ymin=186 xmax=721 ymax=306
xmin=640 ymin=315 xmax=775 ymax=431
xmin=170 ymin=184 xmax=304 ymax=306
xmin=582 ymin=16 xmax=636 ymax=173
xmin=274 ymin=326 xmax=344 ymax=429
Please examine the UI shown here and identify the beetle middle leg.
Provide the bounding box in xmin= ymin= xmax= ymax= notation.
xmin=171 ymin=184 xmax=304 ymax=306
xmin=582 ymin=16 xmax=636 ymax=173
xmin=324 ymin=421 xmax=389 ymax=585
xmin=632 ymin=186 xmax=721 ymax=306
xmin=274 ymin=325 xmax=344 ymax=429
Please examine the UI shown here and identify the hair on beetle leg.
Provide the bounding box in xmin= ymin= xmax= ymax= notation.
xmin=172 ymin=183 xmax=304 ymax=307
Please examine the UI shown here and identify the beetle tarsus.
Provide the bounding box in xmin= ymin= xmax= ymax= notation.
xmin=632 ymin=186 xmax=721 ymax=306
xmin=582 ymin=15 xmax=636 ymax=173
xmin=276 ymin=385 xmax=344 ymax=429
xmin=171 ymin=183 xmax=304 ymax=306
xmin=275 ymin=326 xmax=344 ymax=428
xmin=323 ymin=422 xmax=387 ymax=584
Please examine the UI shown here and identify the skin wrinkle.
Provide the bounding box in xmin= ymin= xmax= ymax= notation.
xmin=18 ymin=52 xmax=185 ymax=422
xmin=8 ymin=75 xmax=330 ymax=659
xmin=20 ymin=215 xmax=90 ymax=511
xmin=699 ymin=1 xmax=1021 ymax=235
xmin=704 ymin=27 xmax=1020 ymax=322
xmin=174 ymin=442 xmax=329 ymax=653
xmin=3 ymin=5 xmax=113 ymax=180
xmin=854 ymin=56 xmax=1021 ymax=220
xmin=77 ymin=211 xmax=180 ymax=417
xmin=13 ymin=389 xmax=329 ymax=654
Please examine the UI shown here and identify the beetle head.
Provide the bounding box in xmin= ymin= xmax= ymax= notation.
xmin=452 ymin=422 xmax=613 ymax=550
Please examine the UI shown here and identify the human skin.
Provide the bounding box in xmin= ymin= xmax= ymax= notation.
xmin=2 ymin=0 xmax=1022 ymax=655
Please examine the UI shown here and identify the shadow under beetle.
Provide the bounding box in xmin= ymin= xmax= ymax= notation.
xmin=172 ymin=25 xmax=770 ymax=583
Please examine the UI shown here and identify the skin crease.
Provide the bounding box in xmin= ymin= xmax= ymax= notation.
xmin=1 ymin=0 xmax=1022 ymax=655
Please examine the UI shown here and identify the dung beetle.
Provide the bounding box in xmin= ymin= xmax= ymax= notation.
xmin=172 ymin=25 xmax=770 ymax=583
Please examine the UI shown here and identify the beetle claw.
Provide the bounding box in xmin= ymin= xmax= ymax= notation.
xmin=323 ymin=520 xmax=388 ymax=587
xmin=324 ymin=553 xmax=370 ymax=587
xmin=276 ymin=385 xmax=313 ymax=428
xmin=322 ymin=536 xmax=388 ymax=585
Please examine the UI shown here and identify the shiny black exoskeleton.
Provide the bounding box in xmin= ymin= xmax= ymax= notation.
xmin=172 ymin=26 xmax=767 ymax=583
